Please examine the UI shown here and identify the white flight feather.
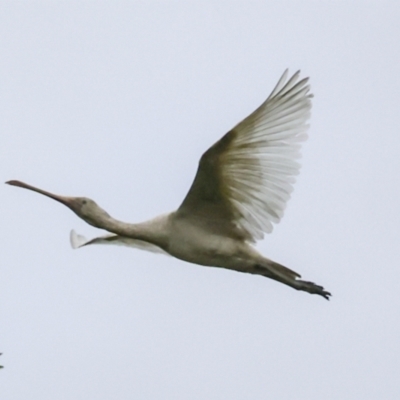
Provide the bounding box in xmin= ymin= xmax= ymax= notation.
xmin=70 ymin=229 xmax=168 ymax=255
xmin=219 ymin=70 xmax=312 ymax=240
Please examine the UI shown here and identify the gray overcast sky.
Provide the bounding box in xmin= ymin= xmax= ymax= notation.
xmin=1 ymin=2 xmax=400 ymax=399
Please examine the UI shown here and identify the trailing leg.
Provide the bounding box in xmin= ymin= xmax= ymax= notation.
xmin=254 ymin=261 xmax=331 ymax=300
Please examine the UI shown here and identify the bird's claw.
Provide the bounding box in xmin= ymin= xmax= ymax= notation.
xmin=296 ymin=280 xmax=331 ymax=300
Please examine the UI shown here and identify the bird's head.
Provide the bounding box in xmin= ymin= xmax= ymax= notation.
xmin=6 ymin=180 xmax=111 ymax=228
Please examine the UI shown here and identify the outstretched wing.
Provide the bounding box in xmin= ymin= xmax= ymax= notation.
xmin=70 ymin=230 xmax=169 ymax=255
xmin=176 ymin=70 xmax=312 ymax=243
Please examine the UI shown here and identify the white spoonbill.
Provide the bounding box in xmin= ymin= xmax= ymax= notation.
xmin=6 ymin=70 xmax=330 ymax=299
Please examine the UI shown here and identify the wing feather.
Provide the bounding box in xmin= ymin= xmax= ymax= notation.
xmin=177 ymin=70 xmax=312 ymax=242
xmin=70 ymin=230 xmax=168 ymax=255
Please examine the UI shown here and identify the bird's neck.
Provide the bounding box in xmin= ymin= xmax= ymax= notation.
xmin=96 ymin=213 xmax=170 ymax=249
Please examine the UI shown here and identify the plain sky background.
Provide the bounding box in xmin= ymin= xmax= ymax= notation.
xmin=1 ymin=2 xmax=400 ymax=399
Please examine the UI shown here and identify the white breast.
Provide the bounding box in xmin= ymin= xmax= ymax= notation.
xmin=167 ymin=215 xmax=258 ymax=271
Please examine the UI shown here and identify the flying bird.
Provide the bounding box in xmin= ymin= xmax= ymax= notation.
xmin=6 ymin=70 xmax=330 ymax=299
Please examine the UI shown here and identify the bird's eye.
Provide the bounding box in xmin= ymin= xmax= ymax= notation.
xmin=82 ymin=200 xmax=87 ymax=205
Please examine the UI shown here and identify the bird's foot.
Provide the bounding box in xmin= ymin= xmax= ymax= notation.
xmin=295 ymin=280 xmax=331 ymax=300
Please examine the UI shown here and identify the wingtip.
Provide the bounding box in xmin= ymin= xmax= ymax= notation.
xmin=70 ymin=229 xmax=88 ymax=249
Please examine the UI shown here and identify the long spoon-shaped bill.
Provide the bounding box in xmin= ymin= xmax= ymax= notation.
xmin=5 ymin=180 xmax=74 ymax=207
